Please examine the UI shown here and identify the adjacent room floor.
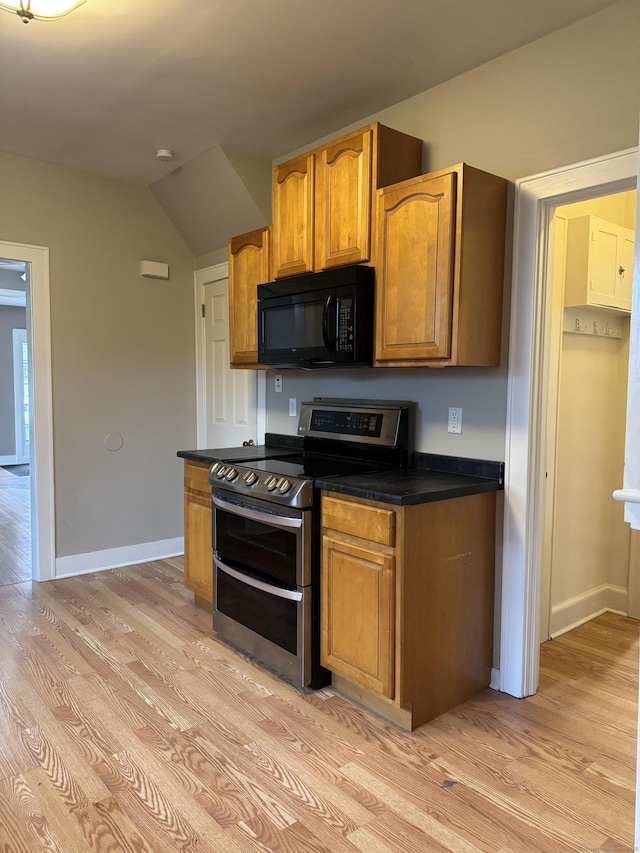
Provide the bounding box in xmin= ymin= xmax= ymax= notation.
xmin=0 ymin=557 xmax=636 ymax=852
xmin=0 ymin=464 xmax=30 ymax=586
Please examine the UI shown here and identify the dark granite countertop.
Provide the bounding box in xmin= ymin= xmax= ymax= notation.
xmin=178 ymin=439 xmax=504 ymax=507
xmin=316 ymin=453 xmax=504 ymax=506
xmin=177 ymin=433 xmax=302 ymax=465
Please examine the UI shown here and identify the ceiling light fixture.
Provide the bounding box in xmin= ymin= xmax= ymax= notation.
xmin=0 ymin=0 xmax=86 ymax=23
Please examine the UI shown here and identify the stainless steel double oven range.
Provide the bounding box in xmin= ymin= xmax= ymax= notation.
xmin=209 ymin=398 xmax=412 ymax=689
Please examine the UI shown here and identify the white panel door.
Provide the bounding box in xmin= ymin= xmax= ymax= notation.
xmin=197 ymin=266 xmax=258 ymax=449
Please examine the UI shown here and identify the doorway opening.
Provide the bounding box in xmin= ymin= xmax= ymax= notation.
xmin=0 ymin=261 xmax=31 ymax=584
xmin=500 ymin=147 xmax=638 ymax=699
xmin=541 ymin=190 xmax=636 ymax=642
xmin=0 ymin=241 xmax=55 ymax=583
xmin=13 ymin=327 xmax=30 ymax=466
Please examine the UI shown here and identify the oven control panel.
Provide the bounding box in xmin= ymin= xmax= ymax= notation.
xmin=297 ymin=398 xmax=413 ymax=447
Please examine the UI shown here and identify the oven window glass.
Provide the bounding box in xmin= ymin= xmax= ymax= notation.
xmin=216 ymin=568 xmax=298 ymax=655
xmin=215 ymin=506 xmax=298 ymax=587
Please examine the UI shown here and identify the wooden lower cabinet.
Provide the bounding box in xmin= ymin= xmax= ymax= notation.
xmin=183 ymin=461 xmax=213 ymax=610
xmin=320 ymin=489 xmax=496 ymax=730
xmin=322 ymin=535 xmax=395 ymax=697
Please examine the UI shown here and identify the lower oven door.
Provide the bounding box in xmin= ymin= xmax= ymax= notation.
xmin=214 ymin=556 xmax=312 ymax=686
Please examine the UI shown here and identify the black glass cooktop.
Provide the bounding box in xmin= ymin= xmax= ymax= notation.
xmin=242 ymin=454 xmax=387 ymax=481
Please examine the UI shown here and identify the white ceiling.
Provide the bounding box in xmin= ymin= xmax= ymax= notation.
xmin=0 ymin=0 xmax=620 ymax=187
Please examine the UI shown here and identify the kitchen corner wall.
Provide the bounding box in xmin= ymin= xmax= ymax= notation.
xmin=0 ymin=151 xmax=196 ymax=560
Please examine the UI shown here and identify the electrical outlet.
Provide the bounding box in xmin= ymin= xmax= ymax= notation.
xmin=448 ymin=406 xmax=462 ymax=434
xmin=289 ymin=398 xmax=297 ymax=417
xmin=274 ymin=374 xmax=283 ymax=393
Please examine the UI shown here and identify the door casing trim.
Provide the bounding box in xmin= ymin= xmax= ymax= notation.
xmin=501 ymin=147 xmax=638 ymax=698
xmin=0 ymin=240 xmax=55 ymax=581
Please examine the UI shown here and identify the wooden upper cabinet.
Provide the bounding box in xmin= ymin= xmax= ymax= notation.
xmin=272 ymin=153 xmax=315 ymax=278
xmin=375 ymin=163 xmax=508 ymax=367
xmin=273 ymin=123 xmax=422 ymax=278
xmin=228 ymin=226 xmax=270 ymax=367
xmin=315 ymin=127 xmax=373 ymax=270
xmin=564 ymin=214 xmax=634 ymax=312
xmin=375 ymin=171 xmax=456 ymax=362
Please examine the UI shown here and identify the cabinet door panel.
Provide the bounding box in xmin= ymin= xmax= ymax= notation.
xmin=565 ymin=215 xmax=633 ymax=312
xmin=273 ymin=153 xmax=315 ymax=278
xmin=375 ymin=172 xmax=455 ymax=362
xmin=316 ymin=129 xmax=373 ymax=269
xmin=321 ymin=535 xmax=395 ymax=697
xmin=184 ymin=489 xmax=213 ymax=607
xmin=588 ymin=222 xmax=619 ymax=304
xmin=228 ymin=227 xmax=270 ymax=366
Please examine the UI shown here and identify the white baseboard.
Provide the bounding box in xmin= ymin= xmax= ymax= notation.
xmin=550 ymin=583 xmax=628 ymax=638
xmin=607 ymin=584 xmax=628 ymax=616
xmin=490 ymin=667 xmax=500 ymax=691
xmin=55 ymin=537 xmax=185 ymax=579
xmin=0 ymin=455 xmax=18 ymax=466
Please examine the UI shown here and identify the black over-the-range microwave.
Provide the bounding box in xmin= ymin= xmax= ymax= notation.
xmin=256 ymin=264 xmax=374 ymax=369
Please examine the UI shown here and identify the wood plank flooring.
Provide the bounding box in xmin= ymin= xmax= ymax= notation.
xmin=0 ymin=559 xmax=636 ymax=852
xmin=0 ymin=466 xmax=31 ymax=585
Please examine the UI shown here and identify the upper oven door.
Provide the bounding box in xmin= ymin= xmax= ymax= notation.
xmin=212 ymin=490 xmax=311 ymax=587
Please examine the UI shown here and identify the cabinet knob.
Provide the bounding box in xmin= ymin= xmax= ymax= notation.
xmin=619 ymin=265 xmax=626 ymax=277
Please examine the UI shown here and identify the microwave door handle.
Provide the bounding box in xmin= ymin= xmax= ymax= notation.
xmin=322 ymin=295 xmax=337 ymax=352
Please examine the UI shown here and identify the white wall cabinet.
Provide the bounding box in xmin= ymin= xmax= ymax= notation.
xmin=564 ymin=215 xmax=634 ymax=313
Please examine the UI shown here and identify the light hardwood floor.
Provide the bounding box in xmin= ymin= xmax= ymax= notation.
xmin=0 ymin=558 xmax=636 ymax=852
xmin=0 ymin=466 xmax=31 ymax=586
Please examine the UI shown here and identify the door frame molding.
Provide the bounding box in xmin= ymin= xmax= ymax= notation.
xmin=0 ymin=240 xmax=55 ymax=582
xmin=194 ymin=262 xmax=265 ymax=448
xmin=500 ymin=147 xmax=638 ymax=698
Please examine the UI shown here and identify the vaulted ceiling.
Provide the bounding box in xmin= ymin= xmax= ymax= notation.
xmin=0 ymin=0 xmax=621 ymax=255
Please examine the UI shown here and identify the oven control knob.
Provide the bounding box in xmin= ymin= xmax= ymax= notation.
xmin=225 ymin=468 xmax=238 ymax=481
xmin=265 ymin=476 xmax=278 ymax=491
xmin=216 ymin=466 xmax=227 ymax=478
xmin=210 ymin=462 xmax=220 ymax=475
xmin=278 ymin=479 xmax=292 ymax=494
xmin=243 ymin=471 xmax=258 ymax=486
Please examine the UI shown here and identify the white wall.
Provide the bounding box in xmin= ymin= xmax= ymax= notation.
xmin=264 ymin=0 xmax=640 ymax=463
xmin=0 ymin=151 xmax=196 ymax=560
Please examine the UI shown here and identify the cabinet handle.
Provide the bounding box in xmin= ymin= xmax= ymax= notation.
xmin=215 ymin=557 xmax=303 ymax=601
xmin=619 ymin=265 xmax=626 ymax=277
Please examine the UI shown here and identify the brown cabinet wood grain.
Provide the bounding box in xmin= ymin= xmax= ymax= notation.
xmin=322 ymin=534 xmax=395 ymax=697
xmin=273 ymin=123 xmax=422 ymax=278
xmin=228 ymin=226 xmax=270 ymax=367
xmin=321 ymin=490 xmax=496 ymax=730
xmin=272 ymin=153 xmax=315 ymax=278
xmin=375 ymin=163 xmax=508 ymax=367
xmin=183 ymin=460 xmax=213 ymax=610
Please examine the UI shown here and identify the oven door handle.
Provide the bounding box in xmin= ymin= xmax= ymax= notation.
xmin=215 ymin=557 xmax=303 ymax=602
xmin=212 ymin=494 xmax=303 ymax=529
